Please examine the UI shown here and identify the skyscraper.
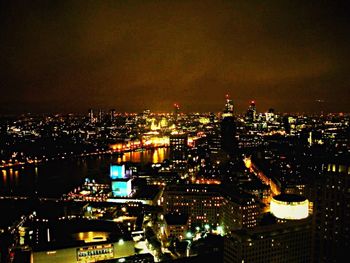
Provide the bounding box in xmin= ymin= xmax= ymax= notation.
xmin=246 ymin=100 xmax=257 ymax=123
xmin=110 ymin=109 xmax=116 ymax=122
xmin=98 ymin=109 xmax=103 ymax=123
xmin=221 ymin=95 xmax=236 ymax=157
xmin=312 ymin=159 xmax=350 ymax=262
xmin=224 ymin=94 xmax=234 ymax=113
xmin=88 ymin=108 xmax=94 ymax=123
xmin=173 ymin=103 xmax=180 ymax=127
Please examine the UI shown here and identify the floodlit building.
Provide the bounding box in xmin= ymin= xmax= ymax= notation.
xmin=270 ymin=194 xmax=309 ymax=220
xmin=110 ymin=164 xmax=132 ymax=197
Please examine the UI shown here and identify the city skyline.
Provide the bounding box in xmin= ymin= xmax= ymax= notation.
xmin=1 ymin=84 xmax=349 ymax=262
xmin=1 ymin=1 xmax=350 ymax=114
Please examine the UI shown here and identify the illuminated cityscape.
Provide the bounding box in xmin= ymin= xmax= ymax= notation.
xmin=1 ymin=1 xmax=350 ymax=263
xmin=1 ymin=97 xmax=349 ymax=262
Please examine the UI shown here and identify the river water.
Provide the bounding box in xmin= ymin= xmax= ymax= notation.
xmin=0 ymin=148 xmax=169 ymax=197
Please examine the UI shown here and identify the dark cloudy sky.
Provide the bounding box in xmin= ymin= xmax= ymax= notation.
xmin=1 ymin=0 xmax=349 ymax=114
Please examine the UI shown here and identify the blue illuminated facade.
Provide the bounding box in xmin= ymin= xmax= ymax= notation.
xmin=110 ymin=164 xmax=125 ymax=179
xmin=111 ymin=179 xmax=132 ymax=197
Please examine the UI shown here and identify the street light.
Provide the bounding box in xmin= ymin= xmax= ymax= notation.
xmin=217 ymin=226 xmax=224 ymax=235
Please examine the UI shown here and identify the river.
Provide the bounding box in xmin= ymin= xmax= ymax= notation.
xmin=0 ymin=148 xmax=169 ymax=197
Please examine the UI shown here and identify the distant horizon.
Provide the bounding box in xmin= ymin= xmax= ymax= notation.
xmin=1 ymin=107 xmax=349 ymax=117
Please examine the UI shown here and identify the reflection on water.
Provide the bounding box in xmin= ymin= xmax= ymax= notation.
xmin=117 ymin=148 xmax=166 ymax=164
xmin=2 ymin=170 xmax=6 ymax=183
xmin=0 ymin=148 xmax=169 ymax=197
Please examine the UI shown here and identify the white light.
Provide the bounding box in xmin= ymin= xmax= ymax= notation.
xmin=186 ymin=232 xmax=192 ymax=239
xmin=270 ymin=196 xmax=309 ymax=220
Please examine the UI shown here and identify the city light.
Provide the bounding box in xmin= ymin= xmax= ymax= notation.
xmin=1 ymin=1 xmax=348 ymax=262
xmin=186 ymin=232 xmax=193 ymax=239
xmin=270 ymin=195 xmax=309 ymax=220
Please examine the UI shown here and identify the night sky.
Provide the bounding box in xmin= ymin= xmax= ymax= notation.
xmin=1 ymin=0 xmax=349 ymax=114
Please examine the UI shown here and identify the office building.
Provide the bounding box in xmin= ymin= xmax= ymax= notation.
xmin=221 ymin=95 xmax=236 ymax=157
xmin=110 ymin=164 xmax=132 ymax=197
xmin=312 ymin=160 xmax=350 ymax=262
xmin=169 ymin=133 xmax=188 ymax=171
xmin=163 ymin=185 xmax=260 ymax=232
xmin=224 ymin=217 xmax=313 ymax=263
xmin=246 ymin=101 xmax=257 ymax=123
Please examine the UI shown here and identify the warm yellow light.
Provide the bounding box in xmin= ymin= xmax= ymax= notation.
xmin=270 ymin=196 xmax=309 ymax=220
xmin=244 ymin=157 xmax=252 ymax=169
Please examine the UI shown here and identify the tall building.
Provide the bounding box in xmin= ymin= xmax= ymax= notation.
xmin=110 ymin=109 xmax=116 ymax=122
xmin=98 ymin=109 xmax=103 ymax=123
xmin=246 ymin=100 xmax=257 ymax=123
xmin=283 ymin=116 xmax=291 ymax=134
xmin=88 ymin=108 xmax=94 ymax=123
xmin=208 ymin=128 xmax=222 ymax=155
xmin=221 ymin=95 xmax=236 ymax=156
xmin=173 ymin=103 xmax=180 ymax=127
xmin=169 ymin=133 xmax=188 ymax=171
xmin=312 ymin=160 xmax=350 ymax=262
xmin=224 ymin=94 xmax=234 ymax=113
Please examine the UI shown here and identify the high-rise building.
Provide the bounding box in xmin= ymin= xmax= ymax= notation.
xmin=173 ymin=103 xmax=180 ymax=127
xmin=312 ymin=160 xmax=350 ymax=262
xmin=208 ymin=128 xmax=222 ymax=155
xmin=224 ymin=94 xmax=234 ymax=113
xmin=88 ymin=108 xmax=94 ymax=123
xmin=221 ymin=95 xmax=236 ymax=156
xmin=283 ymin=116 xmax=291 ymax=134
xmin=98 ymin=109 xmax=103 ymax=123
xmin=169 ymin=133 xmax=188 ymax=171
xmin=110 ymin=109 xmax=116 ymax=122
xmin=265 ymin=108 xmax=275 ymax=123
xmin=246 ymin=100 xmax=257 ymax=123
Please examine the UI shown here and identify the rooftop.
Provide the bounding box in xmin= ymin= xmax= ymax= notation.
xmin=273 ymin=194 xmax=306 ymax=203
xmin=164 ymin=213 xmax=189 ymax=226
